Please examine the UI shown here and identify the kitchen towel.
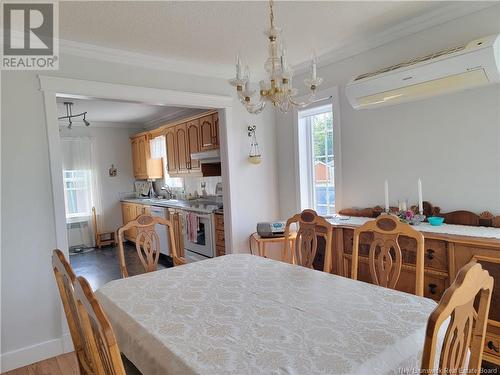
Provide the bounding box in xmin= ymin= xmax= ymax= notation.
xmin=186 ymin=212 xmax=199 ymax=243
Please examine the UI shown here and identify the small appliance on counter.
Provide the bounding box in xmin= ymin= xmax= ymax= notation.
xmin=257 ymin=221 xmax=286 ymax=238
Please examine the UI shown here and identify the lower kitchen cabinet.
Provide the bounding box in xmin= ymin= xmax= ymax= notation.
xmin=120 ymin=202 xmax=150 ymax=243
xmin=167 ymin=208 xmax=185 ymax=258
xmin=215 ymin=212 xmax=225 ymax=256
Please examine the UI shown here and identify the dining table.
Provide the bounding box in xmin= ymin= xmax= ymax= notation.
xmin=96 ymin=254 xmax=441 ymax=375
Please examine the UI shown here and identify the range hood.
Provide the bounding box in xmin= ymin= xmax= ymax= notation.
xmin=190 ymin=149 xmax=220 ymax=164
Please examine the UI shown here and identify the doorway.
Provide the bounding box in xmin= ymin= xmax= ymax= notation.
xmin=40 ymin=75 xmax=234 ymax=351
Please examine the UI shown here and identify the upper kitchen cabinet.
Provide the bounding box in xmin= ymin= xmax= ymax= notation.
xmin=199 ymin=113 xmax=219 ymax=151
xmin=175 ymin=124 xmax=190 ymax=173
xmin=165 ymin=126 xmax=178 ymax=175
xmin=130 ymin=134 xmax=163 ymax=180
xmin=186 ymin=119 xmax=201 ymax=171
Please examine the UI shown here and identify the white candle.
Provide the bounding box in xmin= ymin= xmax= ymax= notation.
xmin=418 ymin=178 xmax=423 ymax=214
xmin=236 ymin=53 xmax=242 ymax=80
xmin=384 ymin=180 xmax=389 ymax=212
xmin=311 ymin=53 xmax=317 ymax=80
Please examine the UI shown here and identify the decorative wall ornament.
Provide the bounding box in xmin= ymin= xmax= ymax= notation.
xmin=247 ymin=125 xmax=262 ymax=164
xmin=108 ymin=164 xmax=117 ymax=177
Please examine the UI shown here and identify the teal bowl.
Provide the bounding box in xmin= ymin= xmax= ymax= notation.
xmin=427 ymin=216 xmax=445 ymax=226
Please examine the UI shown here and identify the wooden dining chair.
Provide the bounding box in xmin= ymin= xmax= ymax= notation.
xmin=117 ymin=214 xmax=185 ymax=278
xmin=283 ymin=209 xmax=333 ymax=273
xmin=52 ymin=249 xmax=93 ymax=375
xmin=74 ymin=275 xmax=127 ymax=375
xmin=421 ymin=261 xmax=493 ymax=374
xmin=351 ymin=214 xmax=425 ymax=296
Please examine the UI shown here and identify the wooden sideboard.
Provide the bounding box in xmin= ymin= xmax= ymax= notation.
xmin=328 ymin=217 xmax=500 ymax=365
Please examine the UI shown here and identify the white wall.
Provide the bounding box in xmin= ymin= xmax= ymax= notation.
xmin=1 ymin=53 xmax=279 ymax=370
xmin=277 ymin=5 xmax=500 ymax=219
xmin=59 ymin=125 xmax=139 ymax=233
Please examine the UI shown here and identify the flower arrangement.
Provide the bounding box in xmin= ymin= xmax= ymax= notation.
xmin=397 ymin=207 xmax=426 ymax=225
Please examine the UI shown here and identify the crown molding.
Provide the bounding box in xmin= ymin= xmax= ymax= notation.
xmin=143 ymin=108 xmax=206 ymax=129
xmin=56 ymin=3 xmax=497 ymax=82
xmin=59 ymin=38 xmax=234 ymax=80
xmin=292 ymin=2 xmax=498 ymax=75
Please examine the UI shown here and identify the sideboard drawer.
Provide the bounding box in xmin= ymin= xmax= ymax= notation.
xmin=422 ymin=240 xmax=448 ymax=271
xmin=484 ymin=333 xmax=500 ymax=360
xmin=343 ymin=229 xmax=448 ymax=272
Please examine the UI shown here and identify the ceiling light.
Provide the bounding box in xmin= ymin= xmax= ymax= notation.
xmin=58 ymin=102 xmax=90 ymax=129
xmin=229 ymin=0 xmax=322 ymax=114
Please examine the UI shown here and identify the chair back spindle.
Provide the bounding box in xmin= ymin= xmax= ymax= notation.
xmin=52 ymin=249 xmax=93 ymax=375
xmin=284 ymin=209 xmax=333 ymax=273
xmin=351 ymin=215 xmax=425 ymax=296
xmin=421 ymin=261 xmax=493 ymax=374
xmin=74 ymin=275 xmax=126 ymax=375
xmin=117 ymin=214 xmax=184 ymax=277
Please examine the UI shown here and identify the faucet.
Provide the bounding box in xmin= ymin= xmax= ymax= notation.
xmin=161 ymin=185 xmax=174 ymax=199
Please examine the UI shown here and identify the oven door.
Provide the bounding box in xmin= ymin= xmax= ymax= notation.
xmin=183 ymin=212 xmax=214 ymax=258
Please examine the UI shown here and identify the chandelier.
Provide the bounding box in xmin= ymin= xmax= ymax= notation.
xmin=229 ymin=0 xmax=322 ymax=114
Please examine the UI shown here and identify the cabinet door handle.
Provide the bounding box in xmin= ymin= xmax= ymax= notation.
xmin=428 ymin=283 xmax=437 ymax=295
xmin=487 ymin=341 xmax=499 ymax=353
xmin=426 ymin=249 xmax=435 ymax=260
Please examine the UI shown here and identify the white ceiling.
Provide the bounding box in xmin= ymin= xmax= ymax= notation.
xmin=59 ymin=1 xmax=484 ymax=77
xmin=56 ymin=97 xmax=206 ymax=128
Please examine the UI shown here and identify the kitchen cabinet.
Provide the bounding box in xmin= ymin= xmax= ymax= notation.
xmin=121 ymin=202 xmax=138 ymax=241
xmin=199 ymin=114 xmax=219 ymax=151
xmin=120 ymin=202 xmax=150 ymax=243
xmin=165 ymin=126 xmax=178 ymax=174
xmin=133 ymin=110 xmax=219 ymax=178
xmin=186 ymin=119 xmax=201 ymax=172
xmin=130 ymin=134 xmax=163 ymax=180
xmin=215 ymin=212 xmax=225 ymax=256
xmin=175 ymin=124 xmax=189 ymax=173
xmin=167 ymin=208 xmax=185 ymax=258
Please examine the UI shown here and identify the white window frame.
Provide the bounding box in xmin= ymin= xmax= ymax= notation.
xmin=293 ymin=87 xmax=342 ymax=214
xmin=62 ymin=169 xmax=93 ymax=218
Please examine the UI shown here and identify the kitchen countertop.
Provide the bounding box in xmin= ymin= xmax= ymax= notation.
xmin=121 ymin=198 xmax=221 ymax=214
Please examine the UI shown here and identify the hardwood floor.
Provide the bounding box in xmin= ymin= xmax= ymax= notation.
xmin=2 ymin=352 xmax=142 ymax=375
xmin=2 ymin=353 xmax=78 ymax=375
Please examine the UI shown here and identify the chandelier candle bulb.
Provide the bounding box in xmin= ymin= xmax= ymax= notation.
xmin=236 ymin=53 xmax=242 ymax=80
xmin=418 ymin=179 xmax=423 ymax=214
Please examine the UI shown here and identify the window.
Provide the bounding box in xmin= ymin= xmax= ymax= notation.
xmin=150 ymin=136 xmax=183 ymax=188
xmin=63 ymin=169 xmax=92 ymax=218
xmin=298 ymin=103 xmax=336 ymax=215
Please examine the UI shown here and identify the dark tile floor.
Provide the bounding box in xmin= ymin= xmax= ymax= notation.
xmin=70 ymin=243 xmax=174 ymax=374
xmin=69 ymin=243 xmax=170 ymax=290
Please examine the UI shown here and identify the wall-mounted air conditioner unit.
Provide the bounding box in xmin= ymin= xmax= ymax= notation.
xmin=345 ymin=34 xmax=500 ymax=109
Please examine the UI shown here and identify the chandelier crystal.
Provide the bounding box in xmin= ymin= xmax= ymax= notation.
xmin=229 ymin=0 xmax=322 ymax=114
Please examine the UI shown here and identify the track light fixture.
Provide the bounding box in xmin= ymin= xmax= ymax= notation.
xmin=58 ymin=102 xmax=90 ymax=128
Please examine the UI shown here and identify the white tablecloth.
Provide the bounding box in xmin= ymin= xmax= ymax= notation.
xmin=96 ymin=255 xmax=438 ymax=375
xmin=328 ymin=215 xmax=500 ymax=240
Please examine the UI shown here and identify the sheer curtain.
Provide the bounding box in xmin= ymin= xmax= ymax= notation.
xmin=61 ymin=137 xmax=102 ymax=247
